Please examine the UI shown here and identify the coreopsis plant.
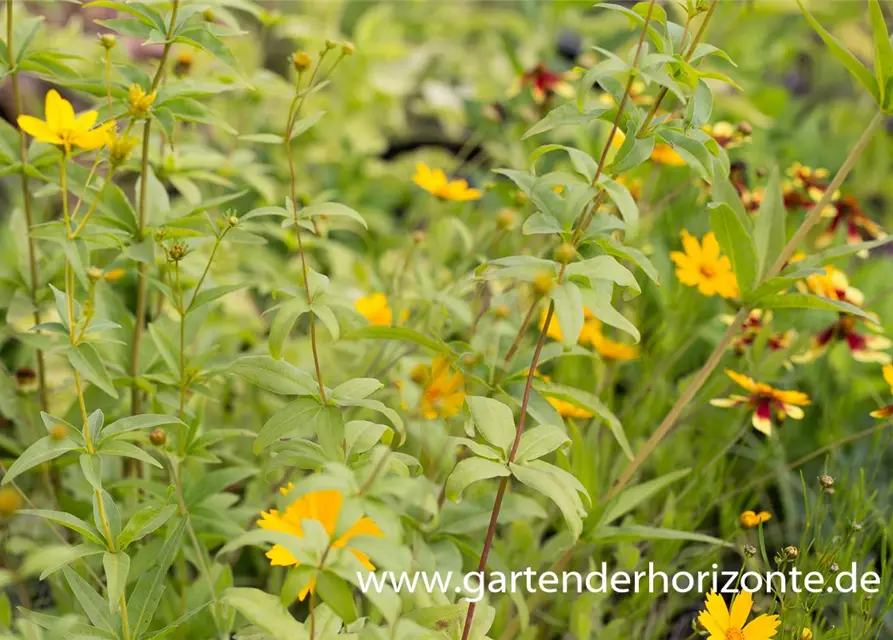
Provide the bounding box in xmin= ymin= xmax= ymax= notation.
xmin=2 ymin=1 xmax=893 ymax=639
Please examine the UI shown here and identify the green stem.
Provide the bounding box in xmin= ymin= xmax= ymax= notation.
xmin=7 ymin=0 xmax=47 ymax=412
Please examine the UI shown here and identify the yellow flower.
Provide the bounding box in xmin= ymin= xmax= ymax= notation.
xmin=698 ymin=590 xmax=780 ymax=640
xmin=128 ymin=84 xmax=157 ymax=118
xmin=739 ymin=510 xmax=772 ymax=528
xmin=711 ymin=370 xmax=810 ymax=436
xmin=801 ymin=628 xmax=813 ymax=640
xmin=355 ymin=293 xmax=394 ymax=326
xmin=419 ymin=356 xmax=466 ymax=420
xmin=871 ymin=364 xmax=893 ymax=418
xmin=539 ymin=308 xmax=639 ymax=361
xmin=546 ymin=397 xmax=593 ymax=419
xmin=257 ymin=486 xmax=384 ymax=601
xmin=17 ymin=90 xmax=112 ymax=153
xmin=612 ymin=129 xmax=686 ymax=166
xmin=413 ymin=163 xmax=482 ymax=201
xmin=803 ymin=265 xmax=864 ymax=307
xmin=670 ymin=230 xmax=739 ymax=299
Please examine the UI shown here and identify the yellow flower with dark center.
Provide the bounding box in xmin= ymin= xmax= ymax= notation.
xmin=419 ymin=356 xmax=466 ymax=419
xmin=739 ymin=510 xmax=772 ymax=528
xmin=871 ymin=364 xmax=893 ymax=419
xmin=539 ymin=308 xmax=638 ymax=361
xmin=670 ymin=230 xmax=739 ymax=299
xmin=17 ymin=90 xmax=112 ymax=153
xmin=257 ymin=485 xmax=383 ymax=601
xmin=698 ymin=590 xmax=780 ymax=640
xmin=355 ymin=293 xmax=394 ymax=326
xmin=413 ymin=163 xmax=482 ymax=201
xmin=711 ymin=370 xmax=810 ymax=436
xmin=546 ymin=397 xmax=593 ymax=419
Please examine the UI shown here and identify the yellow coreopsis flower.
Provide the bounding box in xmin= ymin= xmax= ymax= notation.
xmin=413 ymin=163 xmax=482 ymax=201
xmin=711 ymin=370 xmax=810 ymax=436
xmin=870 ymin=364 xmax=893 ymax=418
xmin=698 ymin=590 xmax=780 ymax=640
xmin=257 ymin=486 xmax=384 ymax=601
xmin=739 ymin=510 xmax=772 ymax=528
xmin=355 ymin=293 xmax=394 ymax=326
xmin=17 ymin=90 xmax=112 ymax=153
xmin=128 ymin=84 xmax=157 ymax=118
xmin=670 ymin=230 xmax=739 ymax=299
xmin=419 ymin=355 xmax=466 ymax=419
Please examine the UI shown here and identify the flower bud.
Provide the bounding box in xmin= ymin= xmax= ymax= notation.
xmin=202 ymin=8 xmax=215 ymax=22
xmin=496 ymin=208 xmax=516 ymax=231
xmin=819 ymin=474 xmax=834 ymax=489
xmin=99 ymin=33 xmax=117 ymax=50
xmin=87 ymin=266 xmax=104 ymax=282
xmin=128 ymin=84 xmax=157 ymax=119
xmin=532 ymin=272 xmax=555 ymax=296
xmin=108 ymin=134 xmax=139 ymax=168
xmin=228 ymin=215 xmax=239 ymax=227
xmin=743 ymin=544 xmax=757 ymax=558
xmin=801 ymin=628 xmax=813 ymax=640
xmin=784 ymin=545 xmax=799 ymax=559
xmin=0 ymin=488 xmax=22 ymax=516
xmin=411 ymin=230 xmax=426 ymax=245
xmin=492 ymin=304 xmax=510 ymax=319
xmin=150 ymin=427 xmax=167 ymax=446
xmin=341 ymin=41 xmax=355 ymax=56
xmin=292 ymin=51 xmax=312 ymax=72
xmin=49 ymin=423 xmax=69 ymax=441
xmin=14 ymin=367 xmax=37 ymax=392
xmin=410 ymin=364 xmax=429 ymax=385
xmin=554 ymin=243 xmax=576 ymax=264
xmin=324 ymin=39 xmax=337 ymax=51
xmin=167 ymin=242 xmax=188 ymax=262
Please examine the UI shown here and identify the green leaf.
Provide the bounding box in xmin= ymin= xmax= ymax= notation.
xmin=550 ymin=282 xmax=584 ymax=348
xmin=38 ymin=544 xmax=104 ymax=580
xmin=3 ymin=436 xmax=81 ymax=485
xmin=597 ymin=176 xmax=639 ymax=228
xmin=607 ymin=123 xmax=655 ymax=174
xmin=797 ymin=0 xmax=879 ymax=102
xmin=68 ymin=344 xmax=118 ymax=398
xmin=97 ymin=440 xmax=162 ymax=469
xmin=128 ymin=518 xmax=187 ymax=638
xmin=588 ymin=525 xmax=731 ymax=547
xmin=758 ymin=292 xmax=878 ymax=323
xmin=230 ymin=355 xmax=317 ymax=396
xmin=509 ymin=460 xmax=588 ymax=540
xmin=184 ymin=467 xmax=256 ymax=507
xmin=445 ymin=458 xmax=510 ymax=501
xmin=594 ymin=237 xmax=660 ymax=285
xmin=709 ymin=202 xmax=758 ymax=294
xmin=332 ymin=379 xmax=383 ymax=401
xmin=99 ymin=414 xmax=184 ymax=442
xmin=870 ymin=0 xmax=893 ymax=104
xmin=79 ymin=454 xmax=102 ymax=491
xmin=315 ymin=571 xmax=358 ymax=624
xmin=102 ymin=552 xmax=130 ymax=613
xmin=566 ymin=255 xmax=640 ymax=295
xmin=752 ymin=167 xmax=786 ymax=276
xmin=221 ymin=587 xmax=309 ymax=640
xmin=316 ymin=405 xmax=346 ymax=462
xmin=62 ymin=567 xmax=114 ymax=632
xmin=298 ymin=202 xmax=366 ymax=228
xmin=522 ymin=103 xmax=610 ymax=139
xmin=514 ymin=425 xmax=570 ymax=463
xmin=344 ymin=325 xmax=451 ymax=354
xmin=189 ymin=284 xmax=244 ymax=312
xmin=288 ymin=112 xmax=325 ymax=141
xmin=529 ymin=144 xmax=597 ymax=182
xmin=269 ymin=298 xmax=310 ymax=360
xmin=255 ymin=397 xmax=325 ymax=453
xmin=117 ymin=503 xmax=178 ymax=550
xmin=658 ymin=130 xmax=714 ymax=183
xmin=465 ymin=396 xmax=516 ymax=456
xmin=18 ymin=509 xmax=104 ymax=546
xmin=599 ymin=468 xmax=690 ymax=525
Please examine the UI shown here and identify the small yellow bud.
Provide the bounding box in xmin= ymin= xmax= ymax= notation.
xmin=49 ymin=423 xmax=69 ymax=441
xmin=496 ymin=208 xmax=516 ymax=231
xmin=532 ymin=272 xmax=555 ymax=296
xmin=108 ymin=134 xmax=139 ymax=168
xmin=150 ymin=427 xmax=167 ymax=446
xmin=202 ymin=8 xmax=215 ymax=22
xmin=554 ymin=243 xmax=576 ymax=264
xmin=292 ymin=51 xmax=312 ymax=72
xmin=99 ymin=33 xmax=117 ymax=50
xmin=801 ymin=629 xmax=813 ymax=640
xmin=411 ymin=230 xmax=426 ymax=244
xmin=87 ymin=266 xmax=104 ymax=281
xmin=0 ymin=488 xmax=22 ymax=516
xmin=228 ymin=215 xmax=239 ymax=227
xmin=492 ymin=304 xmax=511 ymax=319
xmin=128 ymin=84 xmax=156 ymax=119
xmin=513 ymin=191 xmax=529 ymax=206
xmin=784 ymin=545 xmax=799 ymax=559
xmin=410 ymin=364 xmax=429 ymax=385
xmin=324 ymin=39 xmax=337 ymax=51
xmin=341 ymin=41 xmax=355 ymax=56
xmin=167 ymin=242 xmax=188 ymax=262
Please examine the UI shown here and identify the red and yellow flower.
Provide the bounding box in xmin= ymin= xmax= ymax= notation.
xmin=870 ymin=364 xmax=893 ymax=418
xmin=815 ymin=195 xmax=885 ymax=257
xmin=724 ymin=310 xmax=795 ymax=356
xmin=516 ymin=63 xmax=574 ymax=104
xmin=711 ymin=370 xmax=810 ymax=435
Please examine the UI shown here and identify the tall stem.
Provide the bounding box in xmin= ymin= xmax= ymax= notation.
xmin=603 ymin=110 xmax=884 ymax=502
xmin=6 ymin=0 xmax=47 ymax=412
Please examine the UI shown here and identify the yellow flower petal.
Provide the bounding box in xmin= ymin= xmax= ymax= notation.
xmin=729 ymin=590 xmax=753 ymax=631
xmin=16 ymin=115 xmax=62 ymax=145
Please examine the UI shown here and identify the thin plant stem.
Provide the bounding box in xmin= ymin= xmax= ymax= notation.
xmin=7 ymin=0 xmax=47 ymax=412
xmin=603 ymin=110 xmax=884 ymax=503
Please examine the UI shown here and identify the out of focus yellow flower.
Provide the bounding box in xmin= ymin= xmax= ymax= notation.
xmin=546 ymin=397 xmax=593 ymax=419
xmin=413 ymin=163 xmax=481 ymax=201
xmin=258 ymin=485 xmax=383 ymax=600
xmin=355 ymin=293 xmax=394 ymax=326
xmin=871 ymin=364 xmax=893 ymax=419
xmin=128 ymin=84 xmax=156 ymax=118
xmin=739 ymin=509 xmax=772 ymax=528
xmin=670 ymin=230 xmax=739 ymax=299
xmin=17 ymin=90 xmax=112 ymax=153
xmin=711 ymin=370 xmax=809 ymax=435
xmin=540 ymin=308 xmax=638 ymax=361
xmin=418 ymin=356 xmax=466 ymax=419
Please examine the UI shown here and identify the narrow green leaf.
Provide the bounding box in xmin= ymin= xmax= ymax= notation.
xmin=102 ymin=552 xmax=130 ymax=613
xmin=752 ymin=167 xmax=786 ymax=276
xmin=221 ymin=587 xmax=309 ymax=640
xmin=465 ymin=396 xmax=516 ymax=456
xmin=599 ymin=468 xmax=690 ymax=525
xmin=68 ymin=344 xmax=118 ymax=398
xmin=2 ymin=436 xmax=81 ymax=485
xmin=445 ymin=458 xmax=510 ymax=502
xmin=709 ymin=202 xmax=758 ymax=294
